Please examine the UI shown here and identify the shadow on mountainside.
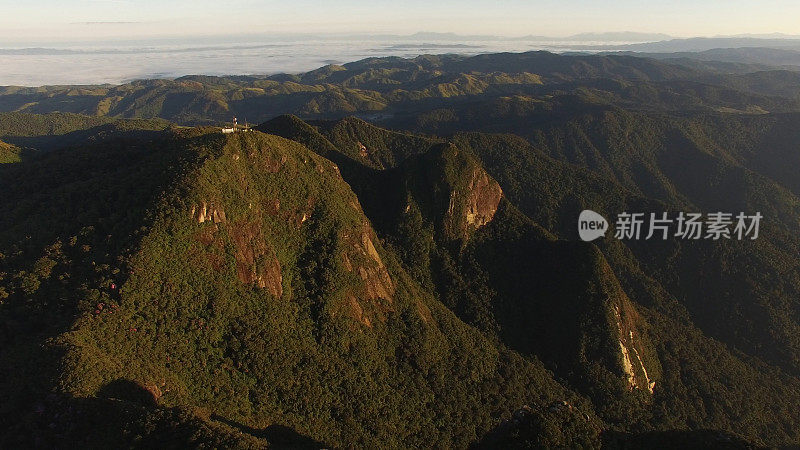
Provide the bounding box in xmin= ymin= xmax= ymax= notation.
xmin=211 ymin=415 xmax=329 ymax=449
xmin=0 ymin=131 xmax=221 ymax=442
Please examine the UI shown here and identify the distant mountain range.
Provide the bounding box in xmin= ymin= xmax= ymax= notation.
xmin=405 ymin=31 xmax=675 ymax=42
xmin=382 ymin=32 xmax=800 ymax=55
xmin=601 ymin=47 xmax=800 ymax=70
xmin=517 ymin=32 xmax=674 ymax=42
xmin=3 ymin=50 xmax=799 ymax=124
xmin=592 ymin=37 xmax=800 ymax=52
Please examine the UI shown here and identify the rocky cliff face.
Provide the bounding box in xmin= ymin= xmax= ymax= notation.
xmin=190 ymin=204 xmax=285 ymax=298
xmin=229 ymin=219 xmax=283 ymax=298
xmin=438 ymin=147 xmax=504 ymax=241
xmin=338 ymin=226 xmax=396 ymax=326
xmin=191 ymin=201 xmax=227 ymax=224
xmin=456 ymin=166 xmax=503 ymax=235
xmin=612 ymin=294 xmax=656 ymax=394
xmin=595 ymin=257 xmax=660 ymax=395
xmin=394 ymin=143 xmax=504 ymax=243
xmin=354 ymin=228 xmax=395 ymax=303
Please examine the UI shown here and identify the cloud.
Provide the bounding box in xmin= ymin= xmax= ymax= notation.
xmin=71 ymin=21 xmax=140 ymax=25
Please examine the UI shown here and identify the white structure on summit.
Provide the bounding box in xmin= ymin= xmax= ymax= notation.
xmin=221 ymin=117 xmax=252 ymax=134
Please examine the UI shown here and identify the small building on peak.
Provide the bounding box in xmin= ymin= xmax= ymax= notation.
xmin=221 ymin=117 xmax=252 ymax=134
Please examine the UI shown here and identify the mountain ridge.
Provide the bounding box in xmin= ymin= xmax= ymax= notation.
xmin=3 ymin=48 xmax=800 ymax=446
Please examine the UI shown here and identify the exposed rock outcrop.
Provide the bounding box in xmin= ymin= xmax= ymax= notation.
xmin=445 ymin=166 xmax=503 ymax=240
xmin=355 ymin=230 xmax=395 ymax=303
xmin=191 ymin=201 xmax=226 ymax=224
xmin=192 ymin=210 xmax=283 ymax=298
xmin=600 ymin=259 xmax=657 ymax=396
xmin=338 ymin=226 xmax=396 ymax=326
xmin=613 ymin=305 xmax=655 ymax=394
xmin=230 ymin=219 xmax=283 ymax=298
xmin=256 ymin=254 xmax=283 ymax=298
xmin=464 ymin=167 xmax=503 ymax=230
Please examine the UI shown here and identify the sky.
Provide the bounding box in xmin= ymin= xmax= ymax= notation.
xmin=2 ymin=0 xmax=800 ymax=44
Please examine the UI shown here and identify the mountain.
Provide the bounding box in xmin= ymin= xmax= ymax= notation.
xmin=602 ymin=37 xmax=800 ymax=53
xmin=376 ymin=98 xmax=800 ymax=378
xmin=563 ymin=32 xmax=673 ymax=42
xmin=402 ymin=31 xmax=674 ymax=42
xmin=0 ymin=125 xmax=604 ymax=447
xmin=2 ymin=106 xmax=800 ymax=446
xmin=702 ymin=70 xmax=800 ymax=99
xmin=4 ymin=51 xmax=800 ymax=133
xmin=615 ymin=48 xmax=800 ymax=69
xmin=407 ymin=31 xmax=502 ymax=41
xmin=0 ymin=112 xmax=173 ymax=153
xmin=265 ymin=112 xmax=795 ymax=442
xmin=258 ymin=114 xmax=800 ymax=446
xmin=724 ymin=33 xmax=800 ymax=39
xmin=8 ymin=51 xmax=798 ymax=127
xmin=259 ymin=119 xmax=659 ymax=401
xmin=4 ymin=49 xmax=800 ymax=447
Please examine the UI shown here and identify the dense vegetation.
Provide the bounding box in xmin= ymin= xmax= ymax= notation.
xmin=0 ymin=139 xmax=21 ymax=163
xmin=264 ymin=114 xmax=800 ymax=446
xmin=1 ymin=128 xmax=602 ymax=448
xmin=3 ymin=50 xmax=800 ymax=447
xmin=3 ymin=51 xmax=800 ymax=126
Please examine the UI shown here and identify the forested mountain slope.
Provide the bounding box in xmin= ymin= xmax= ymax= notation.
xmin=3 ymin=48 xmax=800 ymax=447
xmin=3 ymin=51 xmax=799 ymax=125
xmin=0 ymin=127 xmax=601 ymax=448
xmin=0 ymin=139 xmax=21 ymax=163
xmin=260 ymin=114 xmax=800 ymax=446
